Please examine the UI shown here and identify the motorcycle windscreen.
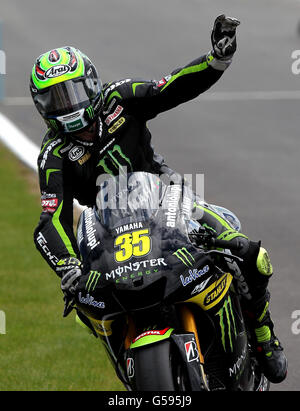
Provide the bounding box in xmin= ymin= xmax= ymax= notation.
xmin=95 ymin=171 xmax=194 ymax=234
xmin=96 ymin=172 xmax=165 ymax=229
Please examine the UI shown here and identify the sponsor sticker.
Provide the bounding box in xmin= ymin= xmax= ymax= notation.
xmin=156 ymin=75 xmax=171 ymax=88
xmin=105 ymin=105 xmax=123 ymax=125
xmin=78 ymin=292 xmax=105 ymax=309
xmin=84 ymin=208 xmax=100 ymax=250
xmin=157 ymin=77 xmax=167 ymax=87
xmin=68 ymin=146 xmax=85 ymax=161
xmin=78 ymin=152 xmax=91 ymax=165
xmin=180 ymin=265 xmax=210 ymax=287
xmin=184 ymin=340 xmax=199 ymax=362
xmin=36 ymin=232 xmax=59 ymax=266
xmin=132 ymin=327 xmax=171 ymax=344
xmin=108 ymin=116 xmax=125 ymax=134
xmin=45 ymin=64 xmax=70 ymax=78
xmin=104 ymin=79 xmax=131 ymax=99
xmin=164 ymin=184 xmax=181 ymax=228
xmin=41 ymin=197 xmax=58 ymax=213
xmin=105 ymin=258 xmax=167 ymax=280
xmin=126 ymin=358 xmax=135 ymax=378
xmin=66 ymin=119 xmax=84 ymax=132
xmin=40 ymin=138 xmax=62 ymax=169
xmin=204 ymin=276 xmax=227 ymax=306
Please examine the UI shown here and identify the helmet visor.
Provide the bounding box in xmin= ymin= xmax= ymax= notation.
xmin=34 ymin=72 xmax=102 ymax=117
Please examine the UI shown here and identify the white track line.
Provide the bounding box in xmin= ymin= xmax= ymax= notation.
xmin=0 ymin=112 xmax=85 ymax=211
xmin=0 ymin=112 xmax=39 ymax=171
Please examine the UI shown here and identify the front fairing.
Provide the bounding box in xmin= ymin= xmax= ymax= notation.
xmin=75 ymin=172 xmax=216 ymax=316
xmin=75 ymin=172 xmax=255 ymax=391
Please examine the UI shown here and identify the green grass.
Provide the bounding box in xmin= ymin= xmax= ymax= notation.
xmin=0 ymin=143 xmax=124 ymax=391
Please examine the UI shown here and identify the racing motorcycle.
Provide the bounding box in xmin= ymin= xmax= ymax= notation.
xmin=69 ymin=171 xmax=270 ymax=391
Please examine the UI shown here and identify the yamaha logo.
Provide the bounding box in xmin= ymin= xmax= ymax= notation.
xmin=45 ymin=64 xmax=70 ymax=78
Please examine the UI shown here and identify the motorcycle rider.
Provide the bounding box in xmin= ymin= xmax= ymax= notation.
xmin=31 ymin=15 xmax=287 ymax=383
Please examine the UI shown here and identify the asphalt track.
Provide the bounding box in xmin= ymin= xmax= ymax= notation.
xmin=1 ymin=0 xmax=300 ymax=391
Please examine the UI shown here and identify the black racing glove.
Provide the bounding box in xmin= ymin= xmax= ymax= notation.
xmin=211 ymin=14 xmax=240 ymax=60
xmin=57 ymin=257 xmax=82 ymax=298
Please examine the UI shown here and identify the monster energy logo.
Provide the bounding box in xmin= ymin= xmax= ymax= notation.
xmin=86 ymin=105 xmax=94 ymax=119
xmin=49 ymin=119 xmax=58 ymax=130
xmin=173 ymin=247 xmax=195 ymax=267
xmin=85 ymin=271 xmax=101 ymax=293
xmin=216 ymin=296 xmax=237 ymax=352
xmin=97 ymin=144 xmax=132 ymax=175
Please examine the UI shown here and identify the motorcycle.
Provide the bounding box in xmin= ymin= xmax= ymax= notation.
xmin=70 ymin=171 xmax=270 ymax=391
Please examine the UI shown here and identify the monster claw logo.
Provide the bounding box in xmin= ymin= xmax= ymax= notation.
xmin=215 ymin=296 xmax=237 ymax=352
xmin=86 ymin=105 xmax=95 ymax=120
xmin=97 ymin=144 xmax=132 ymax=175
xmin=85 ymin=271 xmax=101 ymax=293
xmin=173 ymin=247 xmax=195 ymax=267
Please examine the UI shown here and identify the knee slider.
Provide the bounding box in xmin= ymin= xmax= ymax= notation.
xmin=256 ymin=247 xmax=273 ymax=276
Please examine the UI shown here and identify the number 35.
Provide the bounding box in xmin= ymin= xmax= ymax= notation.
xmin=114 ymin=229 xmax=152 ymax=263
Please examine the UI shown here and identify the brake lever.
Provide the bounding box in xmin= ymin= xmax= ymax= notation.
xmin=204 ymin=249 xmax=244 ymax=264
xmin=189 ymin=227 xmax=213 ymax=246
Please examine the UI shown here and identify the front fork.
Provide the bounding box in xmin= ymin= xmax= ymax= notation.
xmin=179 ymin=305 xmax=209 ymax=390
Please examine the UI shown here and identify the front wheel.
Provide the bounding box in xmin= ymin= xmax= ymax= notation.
xmin=132 ymin=340 xmax=190 ymax=391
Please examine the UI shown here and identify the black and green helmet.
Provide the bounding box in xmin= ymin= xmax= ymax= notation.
xmin=30 ymin=46 xmax=102 ymax=133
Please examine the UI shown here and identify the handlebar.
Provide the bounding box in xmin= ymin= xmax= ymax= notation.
xmin=189 ymin=229 xmax=244 ymax=252
xmin=209 ymin=237 xmax=243 ymax=251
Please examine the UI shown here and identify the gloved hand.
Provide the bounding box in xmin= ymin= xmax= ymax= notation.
xmin=207 ymin=15 xmax=240 ymax=71
xmin=57 ymin=257 xmax=82 ymax=298
xmin=211 ymin=14 xmax=240 ymax=60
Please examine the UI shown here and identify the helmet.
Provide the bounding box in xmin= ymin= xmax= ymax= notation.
xmin=30 ymin=46 xmax=102 ymax=134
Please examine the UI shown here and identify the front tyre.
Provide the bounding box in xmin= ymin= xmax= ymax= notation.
xmin=133 ymin=341 xmax=188 ymax=391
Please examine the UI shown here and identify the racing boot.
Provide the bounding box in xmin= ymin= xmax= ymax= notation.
xmin=254 ymin=303 xmax=288 ymax=384
xmin=240 ymin=245 xmax=287 ymax=384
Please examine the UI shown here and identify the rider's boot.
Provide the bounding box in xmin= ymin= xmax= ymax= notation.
xmin=253 ymin=300 xmax=288 ymax=383
xmin=240 ymin=244 xmax=287 ymax=384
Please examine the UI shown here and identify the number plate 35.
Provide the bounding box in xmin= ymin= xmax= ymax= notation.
xmin=114 ymin=229 xmax=152 ymax=263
